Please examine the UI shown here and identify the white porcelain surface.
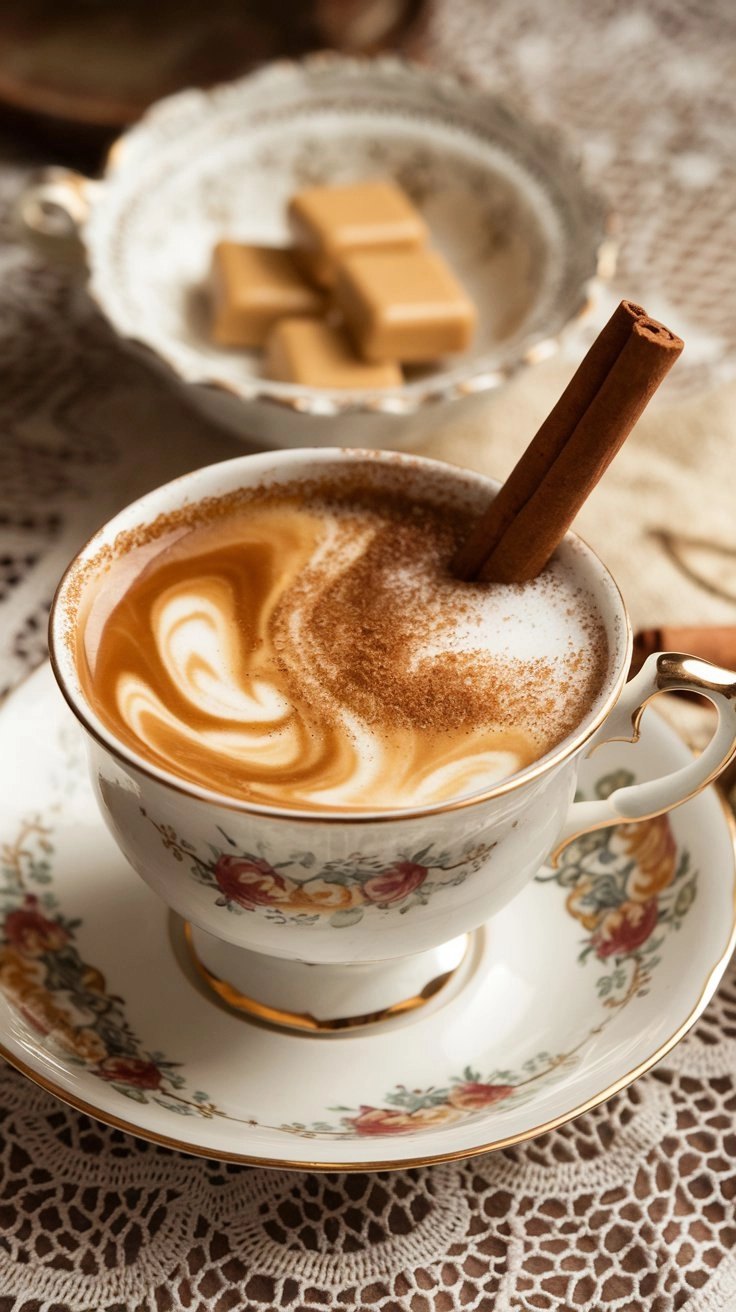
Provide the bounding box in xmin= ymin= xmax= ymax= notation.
xmin=65 ymin=54 xmax=613 ymax=448
xmin=0 ymin=662 xmax=733 ymax=1169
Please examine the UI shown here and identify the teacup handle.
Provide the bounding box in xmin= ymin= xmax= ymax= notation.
xmin=551 ymin=652 xmax=736 ymax=859
xmin=16 ymin=167 xmax=96 ymax=264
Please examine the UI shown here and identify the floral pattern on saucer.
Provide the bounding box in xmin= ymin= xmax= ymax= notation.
xmin=285 ymin=1050 xmax=582 ymax=1139
xmin=282 ymin=770 xmax=697 ymax=1138
xmin=0 ymin=816 xmax=224 ymax=1120
xmin=143 ymin=809 xmax=496 ymax=928
xmin=0 ymin=768 xmax=698 ymax=1141
xmin=538 ymin=769 xmax=696 ymax=1008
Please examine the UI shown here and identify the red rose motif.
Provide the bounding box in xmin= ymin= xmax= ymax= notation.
xmin=96 ymin=1056 xmax=163 ymax=1090
xmin=213 ymin=854 xmax=288 ymax=910
xmin=362 ymin=861 xmax=428 ymax=906
xmin=592 ymin=898 xmax=659 ymax=959
xmin=4 ymin=896 xmax=70 ymax=956
xmin=447 ymin=1081 xmax=514 ymax=1111
xmin=347 ymin=1105 xmax=415 ymax=1136
xmin=346 ymin=1103 xmax=459 ymax=1135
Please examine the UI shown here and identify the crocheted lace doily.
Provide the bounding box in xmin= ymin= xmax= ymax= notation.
xmin=1 ymin=970 xmax=735 ymax=1310
xmin=1 ymin=1 xmax=736 ymax=1307
xmin=416 ymin=0 xmax=736 ymax=399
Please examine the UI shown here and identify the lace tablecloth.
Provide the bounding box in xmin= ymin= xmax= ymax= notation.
xmin=1 ymin=1 xmax=736 ymax=1308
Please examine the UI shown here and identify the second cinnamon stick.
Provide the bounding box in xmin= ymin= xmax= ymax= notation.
xmin=631 ymin=626 xmax=736 ymax=677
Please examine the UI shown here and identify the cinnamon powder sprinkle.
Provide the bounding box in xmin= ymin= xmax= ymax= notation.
xmin=66 ymin=461 xmax=611 ymax=806
xmin=271 ymin=488 xmax=607 ymax=753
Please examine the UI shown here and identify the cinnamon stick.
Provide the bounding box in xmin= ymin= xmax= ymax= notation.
xmin=452 ymin=301 xmax=683 ymax=583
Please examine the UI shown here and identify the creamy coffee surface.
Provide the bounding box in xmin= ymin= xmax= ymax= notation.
xmin=77 ymin=470 xmax=609 ymax=811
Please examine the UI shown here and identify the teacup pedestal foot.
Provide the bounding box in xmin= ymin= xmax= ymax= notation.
xmin=183 ymin=923 xmax=472 ymax=1032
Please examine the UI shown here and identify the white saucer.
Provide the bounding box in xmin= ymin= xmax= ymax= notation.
xmin=0 ymin=664 xmax=733 ymax=1170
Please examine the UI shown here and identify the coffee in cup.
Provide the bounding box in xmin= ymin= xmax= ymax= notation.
xmin=73 ymin=458 xmax=611 ymax=812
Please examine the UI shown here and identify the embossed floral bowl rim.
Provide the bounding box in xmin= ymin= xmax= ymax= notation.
xmin=19 ymin=52 xmax=616 ymax=446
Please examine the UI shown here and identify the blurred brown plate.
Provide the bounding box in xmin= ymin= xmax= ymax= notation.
xmin=0 ymin=0 xmax=426 ymax=130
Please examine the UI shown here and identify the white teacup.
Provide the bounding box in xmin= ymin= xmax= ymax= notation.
xmin=49 ymin=449 xmax=736 ymax=1031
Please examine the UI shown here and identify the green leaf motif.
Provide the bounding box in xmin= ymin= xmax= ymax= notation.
xmin=386 ymin=1086 xmax=449 ymax=1112
xmin=595 ymin=769 xmax=635 ymax=800
xmin=114 ymin=1084 xmax=148 ymax=1103
xmin=329 ymin=907 xmax=364 ymax=928
xmin=674 ymin=881 xmax=697 ymax=917
xmin=156 ymin=1100 xmax=194 ymax=1116
xmin=412 ymin=846 xmax=433 ymax=864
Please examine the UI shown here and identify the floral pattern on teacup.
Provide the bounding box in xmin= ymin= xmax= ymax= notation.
xmin=143 ymin=810 xmax=497 ymax=928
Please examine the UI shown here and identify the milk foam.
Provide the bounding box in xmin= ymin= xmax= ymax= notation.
xmin=79 ymin=477 xmax=610 ymax=811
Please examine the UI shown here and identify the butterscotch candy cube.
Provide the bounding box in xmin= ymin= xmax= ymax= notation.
xmin=288 ymin=179 xmax=427 ymax=288
xmin=265 ymin=318 xmax=403 ymax=389
xmin=335 ymin=247 xmax=476 ymax=363
xmin=209 ymin=242 xmax=325 ymax=348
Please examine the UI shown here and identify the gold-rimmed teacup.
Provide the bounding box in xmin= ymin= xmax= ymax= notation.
xmin=49 ymin=448 xmax=736 ymax=1032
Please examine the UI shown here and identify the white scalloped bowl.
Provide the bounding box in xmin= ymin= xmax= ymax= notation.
xmin=81 ymin=54 xmax=614 ymax=448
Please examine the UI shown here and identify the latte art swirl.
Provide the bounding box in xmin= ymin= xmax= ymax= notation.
xmin=78 ymin=477 xmax=609 ymax=811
